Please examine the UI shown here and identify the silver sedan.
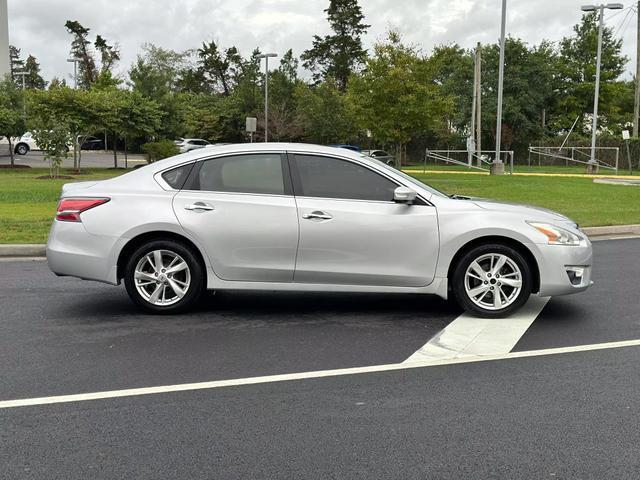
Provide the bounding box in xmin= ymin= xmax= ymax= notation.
xmin=47 ymin=143 xmax=592 ymax=317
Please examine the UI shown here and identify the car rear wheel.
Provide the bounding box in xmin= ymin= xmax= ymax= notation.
xmin=451 ymin=243 xmax=532 ymax=318
xmin=15 ymin=143 xmax=29 ymax=155
xmin=124 ymin=239 xmax=204 ymax=314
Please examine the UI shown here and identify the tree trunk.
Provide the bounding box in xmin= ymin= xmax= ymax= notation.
xmin=124 ymin=137 xmax=128 ymax=169
xmin=8 ymin=137 xmax=14 ymax=167
xmin=112 ymin=133 xmax=118 ymax=168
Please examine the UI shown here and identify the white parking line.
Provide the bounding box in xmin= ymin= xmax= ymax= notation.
xmin=403 ymin=296 xmax=550 ymax=363
xmin=2 ymin=337 xmax=640 ymax=410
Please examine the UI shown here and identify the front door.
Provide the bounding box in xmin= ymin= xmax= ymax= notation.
xmin=289 ymin=153 xmax=439 ymax=287
xmin=173 ymin=152 xmax=298 ymax=282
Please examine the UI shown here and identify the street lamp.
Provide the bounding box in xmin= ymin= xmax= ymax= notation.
xmin=257 ymin=53 xmax=278 ymax=142
xmin=67 ymin=57 xmax=80 ymax=89
xmin=492 ymin=0 xmax=507 ymax=175
xmin=580 ymin=3 xmax=623 ymax=173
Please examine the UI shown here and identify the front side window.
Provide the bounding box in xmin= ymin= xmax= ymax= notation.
xmin=196 ymin=153 xmax=285 ymax=195
xmin=292 ymin=154 xmax=397 ymax=202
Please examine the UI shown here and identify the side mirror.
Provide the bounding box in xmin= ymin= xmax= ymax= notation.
xmin=394 ymin=186 xmax=417 ymax=204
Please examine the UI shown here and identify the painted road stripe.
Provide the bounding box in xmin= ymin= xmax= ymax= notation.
xmin=403 ymin=296 xmax=550 ymax=363
xmin=2 ymin=337 xmax=640 ymax=409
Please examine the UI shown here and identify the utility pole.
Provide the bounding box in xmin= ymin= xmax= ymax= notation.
xmin=67 ymin=58 xmax=79 ymax=89
xmin=475 ymin=42 xmax=482 ymax=167
xmin=492 ymin=0 xmax=507 ymax=175
xmin=634 ymin=0 xmax=640 ymax=137
xmin=470 ymin=52 xmax=477 ymax=167
xmin=0 ymin=0 xmax=9 ymax=79
xmin=257 ymin=53 xmax=278 ymax=142
xmin=581 ymin=3 xmax=623 ymax=174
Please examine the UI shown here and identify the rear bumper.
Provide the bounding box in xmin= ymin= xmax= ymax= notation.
xmin=527 ymin=240 xmax=593 ymax=297
xmin=46 ymin=220 xmax=122 ymax=285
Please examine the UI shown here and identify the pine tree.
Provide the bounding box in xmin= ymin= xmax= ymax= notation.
xmin=301 ymin=0 xmax=369 ymax=90
xmin=23 ymin=55 xmax=47 ymax=89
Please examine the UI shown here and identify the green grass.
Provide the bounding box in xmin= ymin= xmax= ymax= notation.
xmin=0 ymin=168 xmax=125 ymax=244
xmin=409 ymin=172 xmax=640 ymax=227
xmin=0 ymin=166 xmax=639 ymax=244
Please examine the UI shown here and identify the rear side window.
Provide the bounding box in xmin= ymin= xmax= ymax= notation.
xmin=195 ymin=153 xmax=286 ymax=195
xmin=161 ymin=163 xmax=194 ymax=189
xmin=292 ymin=154 xmax=397 ymax=202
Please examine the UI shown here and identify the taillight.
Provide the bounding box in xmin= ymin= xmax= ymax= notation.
xmin=56 ymin=198 xmax=110 ymax=222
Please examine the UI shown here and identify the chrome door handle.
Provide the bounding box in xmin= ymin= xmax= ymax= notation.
xmin=302 ymin=210 xmax=332 ymax=220
xmin=184 ymin=202 xmax=214 ymax=211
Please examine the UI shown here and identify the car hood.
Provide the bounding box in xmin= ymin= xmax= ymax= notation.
xmin=463 ymin=197 xmax=574 ymax=224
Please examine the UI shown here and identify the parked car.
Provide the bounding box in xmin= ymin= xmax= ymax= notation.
xmin=362 ymin=149 xmax=395 ymax=166
xmin=13 ymin=131 xmax=37 ymax=155
xmin=47 ymin=143 xmax=592 ymax=317
xmin=328 ymin=144 xmax=361 ymax=152
xmin=79 ymin=136 xmax=104 ymax=151
xmin=14 ymin=131 xmax=73 ymax=155
xmin=178 ymin=138 xmax=211 ymax=153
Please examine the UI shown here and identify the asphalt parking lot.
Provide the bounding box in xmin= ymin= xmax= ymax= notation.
xmin=0 ymin=150 xmax=147 ymax=169
xmin=1 ymin=238 xmax=640 ymax=479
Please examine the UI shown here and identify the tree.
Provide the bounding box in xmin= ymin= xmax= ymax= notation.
xmin=9 ymin=45 xmax=24 ymax=87
xmin=557 ymin=11 xmax=628 ymax=134
xmin=23 ymin=55 xmax=47 ymax=90
xmin=295 ymin=78 xmax=357 ymax=144
xmin=0 ymin=78 xmax=26 ymax=167
xmin=480 ymin=37 xmax=560 ymax=153
xmin=197 ymin=41 xmax=241 ymax=95
xmin=428 ymin=44 xmax=474 ymax=138
xmin=301 ymin=0 xmax=369 ymax=90
xmin=65 ymin=20 xmax=120 ymax=88
xmin=348 ymin=31 xmax=451 ymax=166
xmin=65 ymin=20 xmax=98 ymax=88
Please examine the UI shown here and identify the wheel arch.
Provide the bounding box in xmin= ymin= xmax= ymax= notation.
xmin=116 ymin=231 xmax=207 ymax=282
xmin=446 ymin=235 xmax=540 ymax=294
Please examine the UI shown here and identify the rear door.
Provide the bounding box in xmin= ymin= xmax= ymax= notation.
xmin=289 ymin=153 xmax=439 ymax=287
xmin=173 ymin=152 xmax=299 ymax=282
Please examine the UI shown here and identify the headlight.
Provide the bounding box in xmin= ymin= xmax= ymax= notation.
xmin=527 ymin=222 xmax=582 ymax=246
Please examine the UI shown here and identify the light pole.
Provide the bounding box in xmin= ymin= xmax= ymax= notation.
xmin=492 ymin=0 xmax=507 ymax=176
xmin=67 ymin=57 xmax=80 ymax=89
xmin=581 ymin=3 xmax=623 ymax=174
xmin=257 ymin=53 xmax=277 ymax=142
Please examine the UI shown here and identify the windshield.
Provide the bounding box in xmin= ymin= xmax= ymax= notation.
xmin=366 ymin=157 xmax=449 ymax=198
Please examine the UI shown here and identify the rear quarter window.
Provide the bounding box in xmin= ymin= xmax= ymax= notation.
xmin=161 ymin=163 xmax=194 ymax=189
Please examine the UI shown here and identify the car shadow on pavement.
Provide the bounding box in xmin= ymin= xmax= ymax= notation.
xmin=59 ymin=289 xmax=461 ymax=327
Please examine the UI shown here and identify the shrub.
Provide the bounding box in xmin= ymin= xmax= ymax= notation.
xmin=142 ymin=140 xmax=179 ymax=163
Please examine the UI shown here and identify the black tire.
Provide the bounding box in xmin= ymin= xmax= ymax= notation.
xmin=124 ymin=239 xmax=204 ymax=314
xmin=15 ymin=143 xmax=29 ymax=155
xmin=451 ymin=243 xmax=532 ymax=318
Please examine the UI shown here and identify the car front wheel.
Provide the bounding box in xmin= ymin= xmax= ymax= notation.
xmin=124 ymin=240 xmax=204 ymax=314
xmin=15 ymin=143 xmax=29 ymax=155
xmin=452 ymin=243 xmax=532 ymax=318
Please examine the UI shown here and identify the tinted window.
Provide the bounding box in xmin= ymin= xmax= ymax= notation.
xmin=197 ymin=154 xmax=285 ymax=195
xmin=161 ymin=163 xmax=194 ymax=189
xmin=293 ymin=155 xmax=397 ymax=201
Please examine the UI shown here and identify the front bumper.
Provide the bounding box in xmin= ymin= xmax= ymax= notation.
xmin=46 ymin=220 xmax=123 ymax=285
xmin=527 ymin=239 xmax=593 ymax=297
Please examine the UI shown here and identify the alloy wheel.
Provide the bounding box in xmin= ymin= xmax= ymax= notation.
xmin=134 ymin=249 xmax=191 ymax=306
xmin=464 ymin=253 xmax=523 ymax=311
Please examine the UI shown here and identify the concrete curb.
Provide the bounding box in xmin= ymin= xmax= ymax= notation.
xmin=1 ymin=225 xmax=639 ymax=257
xmin=582 ymin=224 xmax=640 ymax=238
xmin=0 ymin=244 xmax=46 ymax=257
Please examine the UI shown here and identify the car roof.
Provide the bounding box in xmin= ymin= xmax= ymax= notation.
xmin=149 ymin=142 xmax=367 ymax=171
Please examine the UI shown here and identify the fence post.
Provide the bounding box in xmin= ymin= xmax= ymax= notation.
xmin=615 ymin=147 xmax=619 ymax=174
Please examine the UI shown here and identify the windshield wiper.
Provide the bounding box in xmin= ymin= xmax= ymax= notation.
xmin=449 ymin=193 xmax=471 ymax=200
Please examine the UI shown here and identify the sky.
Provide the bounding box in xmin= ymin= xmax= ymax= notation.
xmin=7 ymin=0 xmax=639 ymax=83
